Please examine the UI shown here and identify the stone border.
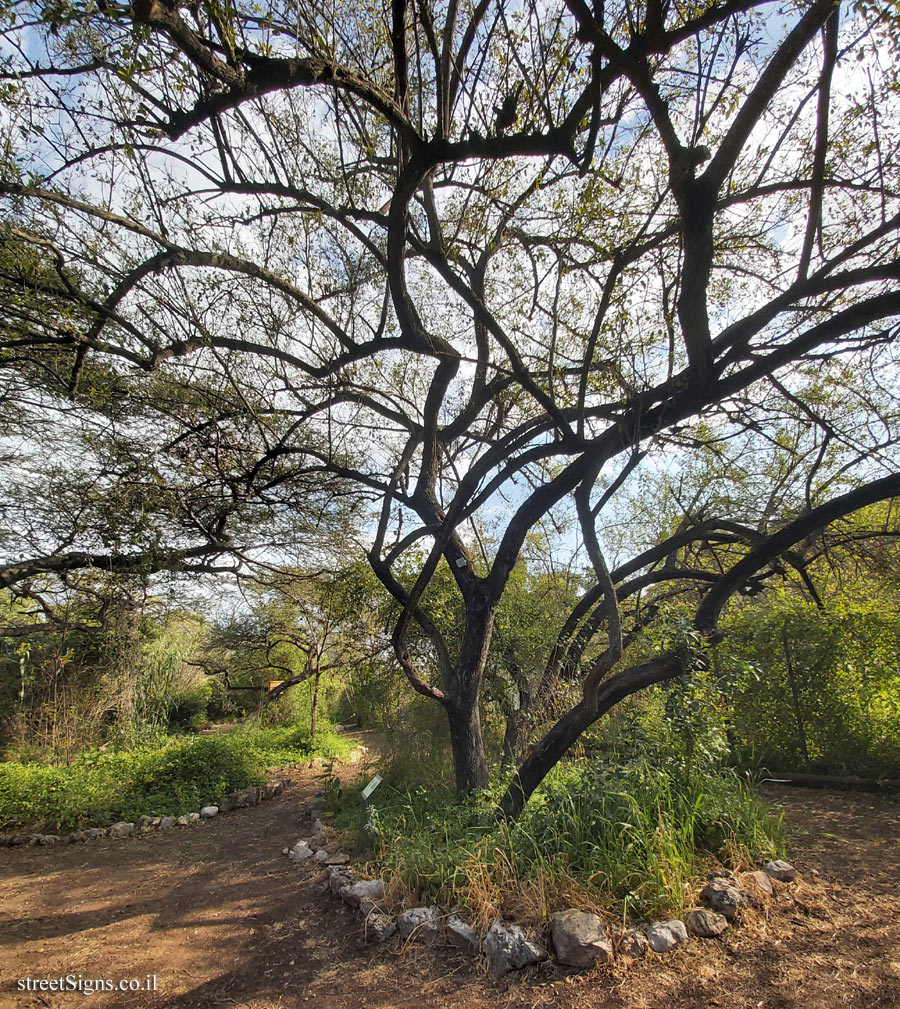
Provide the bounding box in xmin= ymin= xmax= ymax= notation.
xmin=287 ymin=846 xmax=799 ymax=977
xmin=0 ymin=778 xmax=285 ymax=848
xmin=0 ymin=743 xmax=368 ymax=850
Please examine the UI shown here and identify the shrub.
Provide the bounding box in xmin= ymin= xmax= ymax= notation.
xmin=0 ymin=721 xmax=354 ymax=832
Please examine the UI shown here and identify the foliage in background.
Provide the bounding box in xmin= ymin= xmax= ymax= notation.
xmin=720 ymin=597 xmax=900 ymax=778
xmin=0 ymin=724 xmax=353 ymax=832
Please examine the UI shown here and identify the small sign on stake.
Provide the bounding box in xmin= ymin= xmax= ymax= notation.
xmin=361 ymin=774 xmax=383 ymax=801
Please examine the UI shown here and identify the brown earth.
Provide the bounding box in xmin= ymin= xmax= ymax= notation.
xmin=1 ymin=738 xmax=898 ymax=1009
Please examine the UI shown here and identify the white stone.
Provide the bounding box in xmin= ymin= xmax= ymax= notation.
xmin=200 ymin=806 xmax=219 ymax=818
xmin=364 ymin=912 xmax=397 ymax=942
xmin=647 ymin=919 xmax=689 ymax=953
xmin=328 ymin=866 xmax=353 ymax=895
xmin=289 ymin=841 xmax=314 ymax=861
xmin=340 ymin=879 xmax=385 ymax=908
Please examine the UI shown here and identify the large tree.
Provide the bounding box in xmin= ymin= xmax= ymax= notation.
xmin=1 ymin=0 xmax=898 ymax=811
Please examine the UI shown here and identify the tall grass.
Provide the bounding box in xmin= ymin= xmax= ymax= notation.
xmin=338 ymin=756 xmax=783 ymax=923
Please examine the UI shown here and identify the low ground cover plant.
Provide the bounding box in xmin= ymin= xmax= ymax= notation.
xmin=0 ymin=723 xmax=353 ymax=832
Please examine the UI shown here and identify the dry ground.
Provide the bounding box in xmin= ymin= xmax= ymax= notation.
xmin=1 ymin=739 xmax=898 ymax=1009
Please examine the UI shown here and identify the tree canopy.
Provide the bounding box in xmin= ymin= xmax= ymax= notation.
xmin=1 ymin=0 xmax=898 ymax=812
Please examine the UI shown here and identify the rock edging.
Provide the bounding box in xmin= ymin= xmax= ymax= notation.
xmin=0 ymin=778 xmax=285 ymax=848
xmin=284 ymin=845 xmax=799 ymax=977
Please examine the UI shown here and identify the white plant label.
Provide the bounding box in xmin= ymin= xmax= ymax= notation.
xmin=361 ymin=774 xmax=383 ymax=800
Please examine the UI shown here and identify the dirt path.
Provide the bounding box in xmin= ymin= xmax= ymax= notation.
xmin=1 ymin=745 xmax=898 ymax=1009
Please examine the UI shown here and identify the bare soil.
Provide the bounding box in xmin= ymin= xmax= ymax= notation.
xmin=1 ymin=738 xmax=898 ymax=1009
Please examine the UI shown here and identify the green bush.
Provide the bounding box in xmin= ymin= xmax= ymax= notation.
xmin=166 ymin=681 xmax=213 ymax=732
xmin=0 ymin=721 xmax=354 ymax=832
xmin=720 ymin=599 xmax=900 ymax=777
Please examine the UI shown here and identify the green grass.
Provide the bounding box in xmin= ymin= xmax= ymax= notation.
xmin=337 ymin=756 xmax=784 ymax=922
xmin=0 ymin=722 xmax=355 ymax=832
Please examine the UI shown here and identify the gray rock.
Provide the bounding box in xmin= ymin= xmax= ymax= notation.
xmin=35 ymin=834 xmax=60 ymax=845
xmin=739 ymin=869 xmax=775 ymax=899
xmin=446 ymin=914 xmax=480 ymax=953
xmin=397 ymin=906 xmax=440 ymax=944
xmin=9 ymin=833 xmax=33 ymax=846
xmin=314 ymin=849 xmax=329 ymax=862
xmin=289 ymin=841 xmax=314 ymax=861
xmin=217 ymin=795 xmax=233 ymax=813
xmin=176 ymin=815 xmax=191 ymax=826
xmin=324 ymin=852 xmax=350 ymax=866
xmin=67 ymin=831 xmax=87 ymax=844
xmin=647 ymin=919 xmax=689 ymax=953
xmin=159 ymin=816 xmax=176 ymax=830
xmin=228 ymin=786 xmax=260 ymax=808
xmin=188 ymin=812 xmax=201 ymax=822
xmin=262 ymin=779 xmax=283 ymax=800
xmin=310 ymin=817 xmax=329 ymax=847
xmin=327 ymin=866 xmax=353 ymax=896
xmin=550 ymin=909 xmax=613 ymax=968
xmin=622 ymin=929 xmax=649 ymax=958
xmin=700 ymin=880 xmax=747 ymax=919
xmin=685 ymin=908 xmax=729 ymax=938
xmin=137 ymin=815 xmax=154 ymax=830
xmin=84 ymin=827 xmax=107 ymax=840
xmin=149 ymin=817 xmax=162 ymax=828
xmin=199 ymin=806 xmax=219 ymax=819
xmin=358 ymin=897 xmax=384 ymax=917
xmin=364 ymin=912 xmax=397 ymax=942
xmin=108 ymin=822 xmax=134 ymax=838
xmin=764 ymin=859 xmax=797 ymax=882
xmin=482 ymin=920 xmax=548 ymax=976
xmin=340 ymin=879 xmax=385 ymax=908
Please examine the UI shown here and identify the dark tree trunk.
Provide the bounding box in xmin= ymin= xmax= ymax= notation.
xmin=310 ymin=668 xmax=321 ymax=739
xmin=444 ymin=597 xmax=496 ymax=793
xmin=500 ymin=686 xmax=530 ymax=768
xmin=447 ymin=694 xmax=489 ymax=793
xmin=501 ymin=710 xmax=519 ymax=768
xmin=498 ymin=652 xmax=683 ymax=820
